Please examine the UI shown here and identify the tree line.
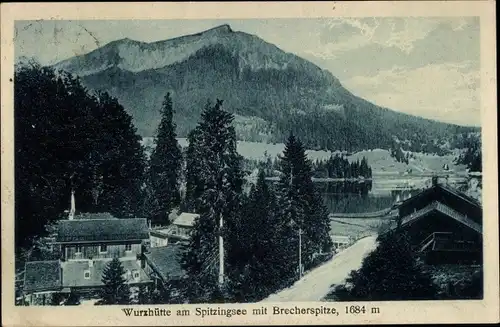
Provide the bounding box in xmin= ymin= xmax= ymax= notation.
xmin=454 ymin=133 xmax=482 ymax=172
xmin=311 ymin=155 xmax=372 ymax=179
xmin=15 ymin=62 xmax=146 ymax=250
xmin=242 ymin=153 xmax=373 ymax=180
xmin=15 ymin=63 xmax=332 ymax=303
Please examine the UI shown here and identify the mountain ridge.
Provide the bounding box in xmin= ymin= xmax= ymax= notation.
xmin=51 ymin=24 xmax=477 ymax=152
xmin=54 ymin=24 xmax=322 ymax=76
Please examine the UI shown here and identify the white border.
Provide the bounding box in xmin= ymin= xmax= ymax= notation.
xmin=1 ymin=2 xmax=498 ymax=326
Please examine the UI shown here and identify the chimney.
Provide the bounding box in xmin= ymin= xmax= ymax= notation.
xmin=69 ymin=189 xmax=75 ymax=220
xmin=88 ymin=259 xmax=93 ymax=268
xmin=432 ymin=176 xmax=439 ymax=187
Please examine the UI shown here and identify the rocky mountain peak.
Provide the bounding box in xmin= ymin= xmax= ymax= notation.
xmin=202 ymin=24 xmax=233 ymax=34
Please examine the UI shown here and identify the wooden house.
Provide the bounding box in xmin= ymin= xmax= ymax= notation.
xmin=23 ymin=214 xmax=152 ymax=304
xmin=392 ymin=177 xmax=482 ymax=265
xmin=56 ymin=216 xmax=152 ymax=293
xmin=149 ymin=212 xmax=198 ymax=247
xmin=56 ymin=216 xmax=148 ymax=261
xmin=144 ymin=244 xmax=186 ymax=301
xmin=22 ymin=261 xmax=63 ymax=305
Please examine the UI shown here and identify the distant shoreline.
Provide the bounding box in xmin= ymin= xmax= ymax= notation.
xmin=257 ymin=173 xmax=476 ymax=182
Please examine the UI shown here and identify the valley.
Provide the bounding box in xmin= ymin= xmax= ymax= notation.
xmin=142 ymin=137 xmax=469 ymax=177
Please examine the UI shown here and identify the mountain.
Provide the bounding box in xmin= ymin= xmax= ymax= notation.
xmin=52 ymin=24 xmax=476 ymax=152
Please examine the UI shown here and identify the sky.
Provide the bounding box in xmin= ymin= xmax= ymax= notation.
xmin=14 ymin=17 xmax=480 ymax=126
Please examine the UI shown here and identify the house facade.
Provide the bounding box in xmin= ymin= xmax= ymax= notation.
xmin=392 ymin=177 xmax=482 ymax=265
xmin=150 ymin=212 xmax=198 ymax=247
xmin=23 ymin=214 xmax=152 ymax=305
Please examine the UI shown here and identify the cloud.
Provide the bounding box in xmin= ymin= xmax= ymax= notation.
xmin=310 ymin=18 xmax=435 ymax=59
xmin=302 ymin=17 xmax=479 ymax=82
xmin=308 ymin=17 xmax=477 ymax=61
xmin=342 ymin=61 xmax=480 ymax=126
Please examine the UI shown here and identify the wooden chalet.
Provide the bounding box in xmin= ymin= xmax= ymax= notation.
xmin=144 ymin=244 xmax=186 ymax=301
xmin=23 ymin=213 xmax=152 ymax=304
xmin=392 ymin=177 xmax=482 ymax=265
xmin=150 ymin=212 xmax=198 ymax=247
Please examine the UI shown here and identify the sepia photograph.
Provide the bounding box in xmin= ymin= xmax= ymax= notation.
xmin=1 ymin=1 xmax=498 ymax=326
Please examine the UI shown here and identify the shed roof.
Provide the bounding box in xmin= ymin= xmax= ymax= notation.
xmin=24 ymin=260 xmax=62 ymax=293
xmin=144 ymin=245 xmax=185 ymax=281
xmin=173 ymin=213 xmax=199 ymax=227
xmin=149 ymin=228 xmax=171 ymax=238
xmin=56 ymin=218 xmax=149 ymax=243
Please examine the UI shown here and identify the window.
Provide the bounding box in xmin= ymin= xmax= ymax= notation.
xmin=133 ymin=270 xmax=140 ymax=280
xmin=125 ymin=244 xmax=132 ymax=252
xmin=99 ymin=244 xmax=107 ymax=253
xmin=84 ymin=270 xmax=91 ymax=279
xmin=75 ymin=245 xmax=82 ymax=254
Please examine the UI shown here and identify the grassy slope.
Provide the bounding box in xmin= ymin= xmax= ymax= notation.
xmin=143 ymin=138 xmax=466 ymax=175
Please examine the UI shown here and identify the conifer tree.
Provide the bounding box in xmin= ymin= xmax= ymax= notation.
xmin=148 ymin=93 xmax=182 ymax=225
xmin=97 ymin=257 xmax=131 ymax=305
xmin=184 ymin=126 xmax=205 ymax=212
xmin=181 ymin=99 xmax=243 ymax=302
xmin=93 ymin=91 xmax=146 ymax=217
xmin=14 ymin=63 xmax=146 ymax=249
xmin=276 ymin=134 xmax=332 ymax=282
xmin=228 ymin=170 xmax=284 ymax=302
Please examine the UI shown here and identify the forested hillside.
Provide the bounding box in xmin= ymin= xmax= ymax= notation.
xmin=53 ymin=25 xmax=477 ymax=152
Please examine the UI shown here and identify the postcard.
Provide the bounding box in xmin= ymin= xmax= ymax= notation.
xmin=1 ymin=1 xmax=498 ymax=326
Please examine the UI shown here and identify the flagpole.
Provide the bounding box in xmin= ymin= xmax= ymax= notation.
xmin=218 ymin=212 xmax=224 ymax=288
xmin=299 ymin=227 xmax=302 ymax=279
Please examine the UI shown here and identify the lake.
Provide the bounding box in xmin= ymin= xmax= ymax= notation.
xmin=247 ymin=174 xmax=471 ymax=214
xmin=316 ymin=175 xmax=470 ymax=214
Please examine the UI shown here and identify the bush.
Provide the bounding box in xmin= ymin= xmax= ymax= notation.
xmin=330 ymin=232 xmax=439 ymax=301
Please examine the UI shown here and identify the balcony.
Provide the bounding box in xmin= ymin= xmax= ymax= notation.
xmin=419 ymin=232 xmax=479 ymax=253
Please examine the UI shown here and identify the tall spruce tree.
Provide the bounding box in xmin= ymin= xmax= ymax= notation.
xmin=97 ymin=257 xmax=131 ymax=305
xmin=181 ymin=99 xmax=243 ymax=302
xmin=15 ymin=63 xmax=90 ymax=248
xmin=228 ymin=170 xmax=284 ymax=302
xmin=148 ymin=93 xmax=182 ymax=225
xmin=276 ymin=134 xmax=332 ymax=283
xmin=183 ymin=126 xmax=205 ymax=212
xmin=93 ymin=91 xmax=146 ymax=217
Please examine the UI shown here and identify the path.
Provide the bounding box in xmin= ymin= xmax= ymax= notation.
xmin=261 ymin=236 xmax=378 ymax=302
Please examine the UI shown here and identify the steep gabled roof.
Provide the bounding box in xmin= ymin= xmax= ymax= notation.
xmin=439 ymin=183 xmax=482 ymax=208
xmin=24 ymin=260 xmax=62 ymax=293
xmin=56 ymin=218 xmax=149 ymax=243
xmin=400 ymin=200 xmax=482 ymax=234
xmin=397 ymin=183 xmax=482 ymax=210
